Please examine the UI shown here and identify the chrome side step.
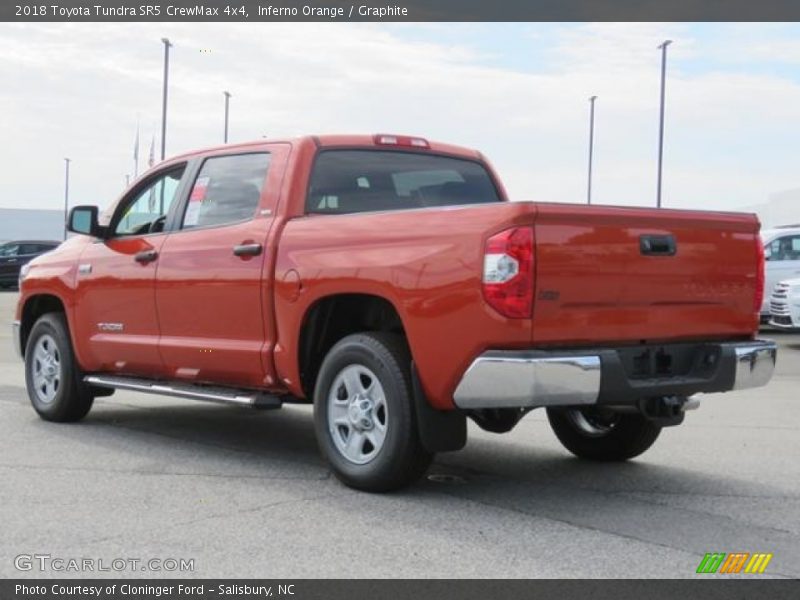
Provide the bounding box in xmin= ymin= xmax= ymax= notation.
xmin=84 ymin=375 xmax=283 ymax=409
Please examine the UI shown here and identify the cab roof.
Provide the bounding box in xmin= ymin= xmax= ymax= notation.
xmin=167 ymin=134 xmax=483 ymax=163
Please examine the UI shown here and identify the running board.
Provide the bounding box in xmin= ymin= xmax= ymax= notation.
xmin=84 ymin=375 xmax=283 ymax=409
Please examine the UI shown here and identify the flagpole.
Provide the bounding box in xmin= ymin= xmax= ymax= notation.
xmin=134 ymin=118 xmax=140 ymax=178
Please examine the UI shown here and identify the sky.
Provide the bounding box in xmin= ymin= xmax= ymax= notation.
xmin=1 ymin=22 xmax=799 ymax=212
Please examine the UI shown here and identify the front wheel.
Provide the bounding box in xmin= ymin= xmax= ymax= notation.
xmin=25 ymin=313 xmax=94 ymax=422
xmin=313 ymin=332 xmax=432 ymax=492
xmin=547 ymin=406 xmax=661 ymax=461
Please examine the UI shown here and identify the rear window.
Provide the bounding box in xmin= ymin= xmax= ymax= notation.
xmin=307 ymin=150 xmax=502 ymax=214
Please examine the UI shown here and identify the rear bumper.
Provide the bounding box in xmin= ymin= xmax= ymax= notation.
xmin=11 ymin=320 xmax=22 ymax=359
xmin=452 ymin=340 xmax=777 ymax=410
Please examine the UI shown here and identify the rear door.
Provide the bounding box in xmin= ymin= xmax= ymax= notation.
xmin=72 ymin=164 xmax=188 ymax=374
xmin=154 ymin=145 xmax=289 ymax=388
xmin=0 ymin=243 xmax=20 ymax=284
xmin=18 ymin=243 xmax=51 ymax=268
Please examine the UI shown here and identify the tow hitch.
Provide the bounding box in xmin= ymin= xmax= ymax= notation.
xmin=639 ymin=395 xmax=699 ymax=426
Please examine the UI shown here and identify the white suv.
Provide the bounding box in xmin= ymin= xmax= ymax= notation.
xmin=761 ymin=226 xmax=800 ymax=321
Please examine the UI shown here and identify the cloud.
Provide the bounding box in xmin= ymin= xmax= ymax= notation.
xmin=0 ymin=22 xmax=798 ymax=214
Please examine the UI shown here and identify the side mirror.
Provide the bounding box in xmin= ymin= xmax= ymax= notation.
xmin=68 ymin=205 xmax=104 ymax=237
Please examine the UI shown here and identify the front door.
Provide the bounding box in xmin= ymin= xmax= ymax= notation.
xmin=72 ymin=164 xmax=188 ymax=375
xmin=765 ymin=233 xmax=800 ymax=301
xmin=155 ymin=147 xmax=287 ymax=388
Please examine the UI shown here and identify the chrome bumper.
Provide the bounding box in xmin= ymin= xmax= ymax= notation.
xmin=453 ymin=354 xmax=601 ymax=409
xmin=453 ymin=340 xmax=777 ymax=410
xmin=728 ymin=341 xmax=778 ymax=390
xmin=11 ymin=320 xmax=22 ymax=359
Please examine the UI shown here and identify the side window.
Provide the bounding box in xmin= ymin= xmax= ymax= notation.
xmin=19 ymin=244 xmax=39 ymax=255
xmin=182 ymin=153 xmax=271 ymax=230
xmin=0 ymin=244 xmax=19 ymax=257
xmin=767 ymin=235 xmax=800 ymax=261
xmin=114 ymin=166 xmax=186 ymax=236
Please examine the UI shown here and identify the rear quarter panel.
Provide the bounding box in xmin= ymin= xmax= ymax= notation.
xmin=273 ymin=202 xmax=536 ymax=409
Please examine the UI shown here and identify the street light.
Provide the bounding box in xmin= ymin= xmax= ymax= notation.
xmin=587 ymin=95 xmax=597 ymax=205
xmin=160 ymin=37 xmax=173 ymax=162
xmin=223 ymin=91 xmax=231 ymax=143
xmin=656 ymin=39 xmax=672 ymax=209
xmin=63 ymin=158 xmax=71 ymax=240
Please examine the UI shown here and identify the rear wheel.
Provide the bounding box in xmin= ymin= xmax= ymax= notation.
xmin=313 ymin=332 xmax=433 ymax=492
xmin=25 ymin=313 xmax=93 ymax=422
xmin=547 ymin=406 xmax=661 ymax=461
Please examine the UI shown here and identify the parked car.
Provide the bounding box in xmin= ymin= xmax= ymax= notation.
xmin=760 ymin=225 xmax=800 ymax=321
xmin=12 ymin=134 xmax=777 ymax=492
xmin=769 ymin=278 xmax=800 ymax=330
xmin=0 ymin=240 xmax=60 ymax=289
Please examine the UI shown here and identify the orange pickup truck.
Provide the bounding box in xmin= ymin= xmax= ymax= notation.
xmin=13 ymin=134 xmax=777 ymax=491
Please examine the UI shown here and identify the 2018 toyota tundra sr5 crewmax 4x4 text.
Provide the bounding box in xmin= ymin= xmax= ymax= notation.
xmin=13 ymin=134 xmax=777 ymax=491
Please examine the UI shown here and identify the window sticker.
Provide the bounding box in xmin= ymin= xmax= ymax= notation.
xmin=190 ymin=176 xmax=210 ymax=202
xmin=185 ymin=177 xmax=210 ymax=226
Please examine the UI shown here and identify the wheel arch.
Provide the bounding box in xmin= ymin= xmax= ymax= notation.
xmin=20 ymin=293 xmax=69 ymax=358
xmin=295 ymin=292 xmax=467 ymax=454
xmin=296 ymin=293 xmax=406 ymax=400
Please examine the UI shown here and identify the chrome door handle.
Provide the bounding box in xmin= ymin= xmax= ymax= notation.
xmin=233 ymin=243 xmax=262 ymax=257
xmin=134 ymin=250 xmax=158 ymax=264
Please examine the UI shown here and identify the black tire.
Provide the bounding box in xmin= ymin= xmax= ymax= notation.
xmin=547 ymin=407 xmax=661 ymax=461
xmin=24 ymin=313 xmax=94 ymax=422
xmin=313 ymin=332 xmax=433 ymax=492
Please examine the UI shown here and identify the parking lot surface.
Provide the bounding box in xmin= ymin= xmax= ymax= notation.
xmin=1 ymin=290 xmax=798 ymax=578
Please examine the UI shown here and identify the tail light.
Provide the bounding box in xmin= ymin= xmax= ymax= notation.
xmin=754 ymin=237 xmax=765 ymax=317
xmin=482 ymin=227 xmax=534 ymax=318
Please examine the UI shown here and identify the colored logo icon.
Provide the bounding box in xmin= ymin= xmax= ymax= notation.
xmin=696 ymin=552 xmax=773 ymax=574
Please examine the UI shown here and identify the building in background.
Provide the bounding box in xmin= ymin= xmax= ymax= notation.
xmin=0 ymin=208 xmax=64 ymax=243
xmin=740 ymin=188 xmax=800 ymax=228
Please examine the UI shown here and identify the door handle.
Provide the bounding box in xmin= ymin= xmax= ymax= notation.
xmin=640 ymin=234 xmax=676 ymax=256
xmin=134 ymin=250 xmax=158 ymax=264
xmin=233 ymin=243 xmax=262 ymax=257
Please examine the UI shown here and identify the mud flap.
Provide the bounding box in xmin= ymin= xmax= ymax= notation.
xmin=411 ymin=362 xmax=467 ymax=453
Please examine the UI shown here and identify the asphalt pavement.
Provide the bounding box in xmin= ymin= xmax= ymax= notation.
xmin=1 ymin=290 xmax=798 ymax=578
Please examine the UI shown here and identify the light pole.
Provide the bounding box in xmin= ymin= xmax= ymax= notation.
xmin=223 ymin=91 xmax=231 ymax=143
xmin=656 ymin=39 xmax=672 ymax=209
xmin=63 ymin=158 xmax=71 ymax=240
xmin=160 ymin=37 xmax=172 ymax=162
xmin=587 ymin=95 xmax=597 ymax=205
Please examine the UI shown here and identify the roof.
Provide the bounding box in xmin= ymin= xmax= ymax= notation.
xmin=762 ymin=226 xmax=800 ymax=239
xmin=167 ymin=134 xmax=482 ymax=163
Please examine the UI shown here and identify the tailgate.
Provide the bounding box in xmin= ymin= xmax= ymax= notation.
xmin=532 ymin=203 xmax=760 ymax=346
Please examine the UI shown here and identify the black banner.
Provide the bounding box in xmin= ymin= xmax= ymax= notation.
xmin=3 ymin=580 xmax=800 ymax=600
xmin=5 ymin=0 xmax=800 ymax=22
